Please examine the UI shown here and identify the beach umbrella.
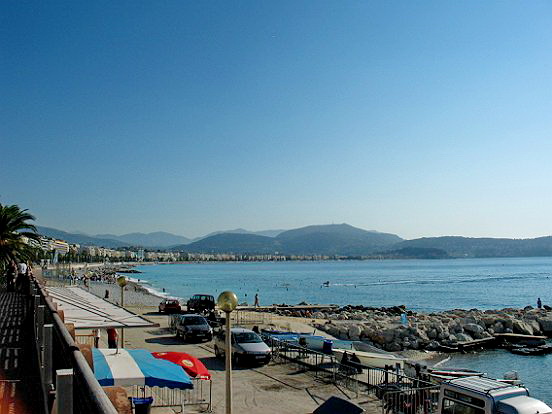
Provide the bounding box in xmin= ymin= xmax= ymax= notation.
xmin=93 ymin=348 xmax=193 ymax=389
xmin=152 ymin=352 xmax=211 ymax=380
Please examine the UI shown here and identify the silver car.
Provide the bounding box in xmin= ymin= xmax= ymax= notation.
xmin=214 ymin=327 xmax=271 ymax=365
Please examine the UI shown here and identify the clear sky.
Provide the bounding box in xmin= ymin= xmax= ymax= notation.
xmin=2 ymin=1 xmax=551 ymax=240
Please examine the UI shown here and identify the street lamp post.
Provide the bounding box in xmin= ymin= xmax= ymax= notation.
xmin=217 ymin=291 xmax=238 ymax=414
xmin=116 ymin=276 xmax=127 ymax=348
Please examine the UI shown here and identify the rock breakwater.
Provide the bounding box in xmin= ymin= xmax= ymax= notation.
xmin=262 ymin=304 xmax=552 ymax=352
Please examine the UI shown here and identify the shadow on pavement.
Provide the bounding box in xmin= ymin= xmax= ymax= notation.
xmin=144 ymin=328 xmax=172 ymax=336
xmin=200 ymin=356 xmax=265 ymax=371
xmin=145 ymin=336 xmax=184 ymax=345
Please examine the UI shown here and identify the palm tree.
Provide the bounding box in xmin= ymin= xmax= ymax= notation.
xmin=0 ymin=203 xmax=40 ymax=275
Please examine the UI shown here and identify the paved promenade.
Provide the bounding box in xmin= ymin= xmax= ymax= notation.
xmin=0 ymin=291 xmax=44 ymax=413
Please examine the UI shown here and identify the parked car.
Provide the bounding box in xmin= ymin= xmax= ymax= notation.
xmin=186 ymin=294 xmax=215 ymax=314
xmin=214 ymin=328 xmax=271 ymax=366
xmin=158 ymin=299 xmax=181 ymax=314
xmin=175 ymin=314 xmax=213 ymax=342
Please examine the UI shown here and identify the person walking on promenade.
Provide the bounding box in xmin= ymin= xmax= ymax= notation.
xmin=15 ymin=261 xmax=27 ymax=292
xmin=6 ymin=261 xmax=17 ymax=292
xmin=254 ymin=293 xmax=260 ymax=308
xmin=107 ymin=328 xmax=118 ymax=349
xmin=537 ymin=297 xmax=542 ymax=309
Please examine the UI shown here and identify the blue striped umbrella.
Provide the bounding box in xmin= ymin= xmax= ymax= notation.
xmin=93 ymin=348 xmax=193 ymax=389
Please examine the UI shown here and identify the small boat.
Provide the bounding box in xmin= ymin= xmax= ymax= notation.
xmin=510 ymin=345 xmax=552 ymax=356
xmin=322 ymin=281 xmax=330 ymax=287
xmin=333 ymin=348 xmax=404 ymax=369
xmin=428 ymin=368 xmax=485 ymax=378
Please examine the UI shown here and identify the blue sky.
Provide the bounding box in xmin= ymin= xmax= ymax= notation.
xmin=2 ymin=1 xmax=551 ymax=239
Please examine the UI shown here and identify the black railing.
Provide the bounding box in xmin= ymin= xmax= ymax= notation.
xmin=263 ymin=335 xmax=441 ymax=414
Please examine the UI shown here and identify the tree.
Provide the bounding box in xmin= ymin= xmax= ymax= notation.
xmin=0 ymin=203 xmax=40 ymax=274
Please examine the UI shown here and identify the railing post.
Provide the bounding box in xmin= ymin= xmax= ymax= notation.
xmin=43 ymin=324 xmax=54 ymax=389
xmin=56 ymin=369 xmax=73 ymax=414
xmin=34 ymin=294 xmax=41 ymax=324
xmin=37 ymin=305 xmax=45 ymax=345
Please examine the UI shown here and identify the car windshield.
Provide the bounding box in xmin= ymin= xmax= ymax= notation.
xmin=183 ymin=317 xmax=207 ymax=325
xmin=234 ymin=332 xmax=263 ymax=343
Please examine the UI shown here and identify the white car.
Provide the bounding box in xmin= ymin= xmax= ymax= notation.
xmin=214 ymin=327 xmax=271 ymax=365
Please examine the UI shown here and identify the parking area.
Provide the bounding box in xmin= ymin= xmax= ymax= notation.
xmin=114 ymin=307 xmax=379 ymax=413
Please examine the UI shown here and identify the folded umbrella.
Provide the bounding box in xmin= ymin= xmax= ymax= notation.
xmin=93 ymin=348 xmax=193 ymax=389
xmin=152 ymin=351 xmax=211 ymax=380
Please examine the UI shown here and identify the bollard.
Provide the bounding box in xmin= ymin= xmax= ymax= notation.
xmin=56 ymin=369 xmax=73 ymax=414
xmin=43 ymin=324 xmax=53 ymax=389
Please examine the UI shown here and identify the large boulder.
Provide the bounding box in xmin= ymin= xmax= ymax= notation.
xmin=463 ymin=323 xmax=485 ymax=336
xmin=538 ymin=316 xmax=552 ymax=335
xmin=512 ymin=320 xmax=534 ymax=336
xmin=455 ymin=333 xmax=473 ymax=342
xmin=386 ymin=342 xmax=402 ymax=352
xmin=348 ymin=324 xmax=362 ymax=341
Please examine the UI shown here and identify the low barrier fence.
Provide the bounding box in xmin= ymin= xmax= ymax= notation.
xmin=75 ymin=334 xmax=95 ymax=347
xmin=231 ymin=310 xmax=272 ymax=327
xmin=31 ymin=277 xmax=118 ymax=414
xmin=263 ymin=335 xmax=440 ymax=414
xmin=131 ymin=380 xmax=212 ymax=413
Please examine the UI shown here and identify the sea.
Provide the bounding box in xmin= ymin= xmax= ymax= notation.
xmin=132 ymin=257 xmax=552 ymax=403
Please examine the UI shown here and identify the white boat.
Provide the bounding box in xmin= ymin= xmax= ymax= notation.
xmin=333 ymin=348 xmax=404 ymax=369
xmin=303 ymin=336 xmax=354 ymax=352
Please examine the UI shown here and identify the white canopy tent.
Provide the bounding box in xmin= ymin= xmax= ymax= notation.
xmin=47 ymin=286 xmax=156 ymax=329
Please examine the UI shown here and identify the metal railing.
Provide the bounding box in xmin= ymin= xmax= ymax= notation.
xmin=75 ymin=334 xmax=95 ymax=347
xmin=263 ymin=335 xmax=440 ymax=414
xmin=231 ymin=310 xmax=272 ymax=327
xmin=31 ymin=277 xmax=118 ymax=414
xmin=380 ymin=386 xmax=440 ymax=414
xmin=131 ymin=380 xmax=212 ymax=412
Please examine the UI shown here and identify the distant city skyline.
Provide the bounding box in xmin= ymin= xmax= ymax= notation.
xmin=2 ymin=2 xmax=551 ymax=240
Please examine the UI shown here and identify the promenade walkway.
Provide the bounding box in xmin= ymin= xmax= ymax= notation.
xmin=0 ymin=291 xmax=45 ymax=413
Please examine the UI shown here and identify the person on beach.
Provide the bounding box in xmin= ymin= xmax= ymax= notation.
xmin=107 ymin=328 xmax=118 ymax=349
xmin=538 ymin=297 xmax=542 ymax=309
xmin=254 ymin=293 xmax=260 ymax=307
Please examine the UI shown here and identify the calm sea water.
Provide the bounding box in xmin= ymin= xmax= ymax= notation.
xmin=134 ymin=257 xmax=552 ymax=403
xmin=134 ymin=257 xmax=552 ymax=312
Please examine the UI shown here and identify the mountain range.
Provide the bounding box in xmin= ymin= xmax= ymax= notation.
xmin=35 ymin=225 xmax=552 ymax=259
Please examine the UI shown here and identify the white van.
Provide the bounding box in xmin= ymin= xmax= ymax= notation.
xmin=438 ymin=377 xmax=552 ymax=414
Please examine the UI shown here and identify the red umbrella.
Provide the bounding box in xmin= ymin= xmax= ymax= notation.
xmin=151 ymin=352 xmax=211 ymax=380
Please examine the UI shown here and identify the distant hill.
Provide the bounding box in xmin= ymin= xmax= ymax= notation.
xmin=178 ymin=233 xmax=278 ymax=254
xmin=174 ymin=224 xmax=403 ymax=256
xmin=192 ymin=228 xmax=286 ymax=241
xmin=36 ymin=226 xmax=128 ymax=248
xmin=95 ymin=231 xmax=191 ymax=248
xmin=275 ymin=224 xmax=402 ymax=255
xmin=378 ymin=247 xmax=450 ymax=259
xmin=394 ymin=236 xmax=552 ymax=258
